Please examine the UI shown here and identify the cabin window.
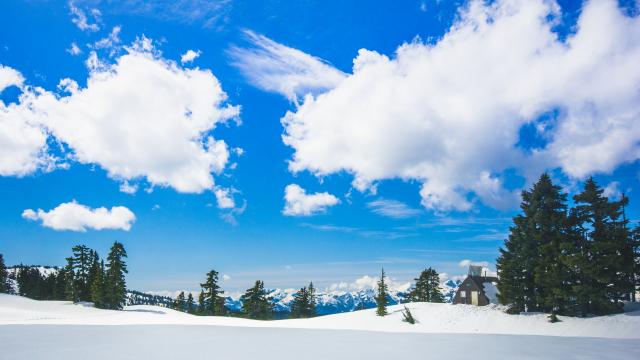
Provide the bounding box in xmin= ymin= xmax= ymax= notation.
xmin=460 ymin=291 xmax=466 ymax=298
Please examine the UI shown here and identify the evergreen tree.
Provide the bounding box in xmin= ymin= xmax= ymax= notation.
xmin=71 ymin=245 xmax=94 ymax=301
xmin=306 ymin=282 xmax=317 ymax=317
xmin=52 ymin=269 xmax=67 ymax=300
xmin=0 ymin=254 xmax=10 ymax=294
xmin=570 ymin=178 xmax=633 ymax=314
xmin=375 ymin=268 xmax=389 ymax=316
xmin=198 ymin=291 xmax=205 ymax=315
xmin=531 ymin=175 xmax=570 ymax=315
xmin=498 ymin=174 xmax=636 ymax=317
xmin=175 ymin=291 xmax=186 ymax=312
xmin=200 ymin=270 xmax=226 ymax=316
xmin=186 ymin=293 xmax=195 ymax=314
xmin=240 ymin=280 xmax=273 ymax=320
xmin=632 ymin=224 xmax=640 ymax=302
xmin=406 ymin=267 xmax=445 ymax=303
xmin=87 ymin=250 xmax=100 ymax=301
xmin=104 ymin=241 xmax=128 ymax=310
xmin=401 ymin=306 xmax=416 ymax=324
xmin=290 ymin=283 xmax=316 ymax=319
xmin=91 ymin=261 xmax=106 ymax=308
xmin=290 ymin=286 xmax=308 ymax=318
xmin=64 ymin=257 xmax=77 ymax=302
xmin=497 ymin=173 xmax=569 ymax=313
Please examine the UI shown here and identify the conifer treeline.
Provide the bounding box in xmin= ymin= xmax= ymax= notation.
xmin=171 ymin=270 xmax=318 ymax=320
xmin=497 ymin=174 xmax=639 ymax=316
xmin=290 ymin=282 xmax=316 ymax=318
xmin=0 ymin=242 xmax=128 ymax=310
xmin=0 ymin=254 xmax=10 ymax=293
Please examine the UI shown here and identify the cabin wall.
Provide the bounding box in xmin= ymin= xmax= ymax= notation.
xmin=453 ymin=276 xmax=490 ymax=306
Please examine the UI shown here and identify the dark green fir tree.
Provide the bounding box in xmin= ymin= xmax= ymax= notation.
xmin=240 ymin=280 xmax=273 ymax=320
xmin=198 ymin=291 xmax=205 ymax=315
xmin=91 ymin=260 xmax=106 ymax=308
xmin=105 ymin=241 xmax=128 ymax=310
xmin=375 ymin=268 xmax=389 ymax=317
xmin=570 ymin=178 xmax=634 ymax=315
xmin=64 ymin=257 xmax=78 ymax=302
xmin=0 ymin=254 xmax=10 ymax=293
xmin=186 ymin=293 xmax=195 ymax=314
xmin=200 ymin=270 xmax=226 ymax=316
xmin=497 ymin=173 xmax=569 ymax=313
xmin=175 ymin=291 xmax=186 ymax=311
xmin=406 ymin=267 xmax=445 ymax=303
xmin=290 ymin=282 xmax=316 ymax=318
xmin=71 ymin=245 xmax=95 ymax=302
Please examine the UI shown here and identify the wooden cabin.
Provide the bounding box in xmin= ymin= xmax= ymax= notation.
xmin=453 ymin=265 xmax=499 ymax=306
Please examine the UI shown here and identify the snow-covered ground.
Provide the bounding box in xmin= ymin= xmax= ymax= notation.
xmin=1 ymin=294 xmax=639 ymax=359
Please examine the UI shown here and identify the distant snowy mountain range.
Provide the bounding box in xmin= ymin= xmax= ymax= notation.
xmin=9 ymin=265 xmax=462 ymax=316
xmin=227 ymin=279 xmax=462 ymax=315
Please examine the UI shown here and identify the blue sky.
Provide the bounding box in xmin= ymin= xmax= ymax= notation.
xmin=1 ymin=0 xmax=639 ymax=295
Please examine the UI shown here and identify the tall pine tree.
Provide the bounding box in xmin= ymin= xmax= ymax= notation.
xmin=632 ymin=224 xmax=640 ymax=302
xmin=186 ymin=293 xmax=195 ymax=314
xmin=71 ymin=245 xmax=94 ymax=302
xmin=570 ymin=178 xmax=633 ymax=314
xmin=375 ymin=268 xmax=389 ymax=316
xmin=104 ymin=241 xmax=128 ymax=310
xmin=498 ymin=174 xmax=636 ymax=316
xmin=0 ymin=254 xmax=10 ymax=294
xmin=406 ymin=267 xmax=445 ymax=303
xmin=497 ymin=173 xmax=568 ymax=313
xmin=200 ymin=270 xmax=226 ymax=315
xmin=290 ymin=282 xmax=316 ymax=318
xmin=91 ymin=260 xmax=106 ymax=308
xmin=64 ymin=257 xmax=78 ymax=302
xmin=198 ymin=291 xmax=205 ymax=315
xmin=240 ymin=280 xmax=273 ymax=320
xmin=175 ymin=291 xmax=186 ymax=311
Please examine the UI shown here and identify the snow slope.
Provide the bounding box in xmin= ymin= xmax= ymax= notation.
xmin=2 ymin=325 xmax=638 ymax=360
xmin=1 ymin=294 xmax=638 ymax=339
xmin=1 ymin=295 xmax=639 ymax=359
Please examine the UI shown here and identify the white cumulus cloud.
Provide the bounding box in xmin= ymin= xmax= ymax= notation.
xmin=0 ymin=65 xmax=24 ymax=90
xmin=229 ymin=30 xmax=347 ymax=102
xmin=282 ymin=184 xmax=339 ymax=216
xmin=278 ymin=0 xmax=640 ymax=212
xmin=0 ymin=37 xmax=240 ymax=194
xmin=181 ymin=49 xmax=201 ymax=64
xmin=458 ymin=259 xmax=497 ymax=277
xmin=214 ymin=187 xmax=235 ymax=209
xmin=67 ymin=42 xmax=83 ymax=56
xmin=0 ymin=66 xmax=54 ymax=177
xmin=22 ymin=200 xmax=136 ymax=232
xmin=70 ymin=3 xmax=101 ymax=32
xmin=603 ymin=181 xmax=623 ymax=200
xmin=327 ymin=275 xmax=411 ymax=293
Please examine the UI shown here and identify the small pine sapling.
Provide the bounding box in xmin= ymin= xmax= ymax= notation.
xmin=401 ymin=306 xmax=416 ymax=324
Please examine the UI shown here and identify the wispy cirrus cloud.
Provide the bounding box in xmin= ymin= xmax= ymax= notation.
xmin=229 ymin=30 xmax=346 ymax=102
xmin=301 ymin=223 xmax=417 ymax=240
xmin=366 ymin=198 xmax=421 ymax=219
xmin=69 ymin=2 xmax=101 ymax=32
xmin=73 ymin=0 xmax=231 ymax=29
